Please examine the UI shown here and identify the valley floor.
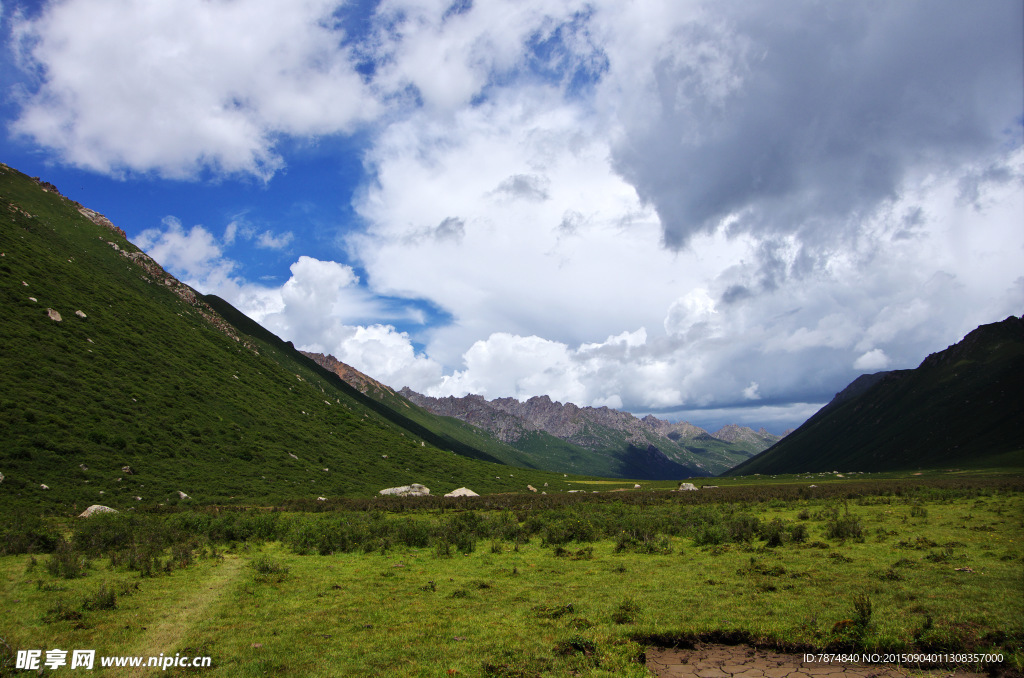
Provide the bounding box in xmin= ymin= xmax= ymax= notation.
xmin=1 ymin=478 xmax=1021 ymax=677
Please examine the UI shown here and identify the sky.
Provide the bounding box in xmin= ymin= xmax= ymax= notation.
xmin=2 ymin=0 xmax=1022 ymax=434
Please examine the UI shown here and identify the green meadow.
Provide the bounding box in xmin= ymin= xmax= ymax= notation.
xmin=1 ymin=475 xmax=1021 ymax=676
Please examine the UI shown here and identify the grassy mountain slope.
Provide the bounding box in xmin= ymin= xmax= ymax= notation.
xmin=0 ymin=163 xmax=588 ymax=513
xmin=726 ymin=315 xmax=1024 ymax=475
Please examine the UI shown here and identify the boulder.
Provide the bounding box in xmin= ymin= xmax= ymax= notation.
xmin=75 ymin=310 xmax=87 ymax=319
xmin=444 ymin=487 xmax=479 ymax=498
xmin=527 ymin=485 xmax=537 ymax=493
xmin=177 ymin=490 xmax=190 ymax=500
xmin=317 ymin=497 xmax=327 ymax=502
xmin=677 ymin=482 xmax=699 ymax=491
xmin=46 ymin=308 xmax=62 ymax=322
xmin=79 ymin=505 xmax=118 ymax=518
xmin=121 ymin=465 xmax=134 ymax=475
xmin=379 ymin=483 xmax=430 ymax=497
xmin=40 ymin=484 xmax=50 ymax=490
xmin=634 ymin=484 xmax=641 ymax=489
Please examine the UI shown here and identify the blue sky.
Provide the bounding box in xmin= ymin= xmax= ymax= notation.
xmin=2 ymin=0 xmax=1022 ymax=434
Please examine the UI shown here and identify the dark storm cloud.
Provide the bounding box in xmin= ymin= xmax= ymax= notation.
xmin=611 ymin=1 xmax=1023 ymax=251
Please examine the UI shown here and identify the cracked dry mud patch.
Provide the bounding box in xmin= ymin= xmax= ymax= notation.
xmin=645 ymin=644 xmax=989 ymax=678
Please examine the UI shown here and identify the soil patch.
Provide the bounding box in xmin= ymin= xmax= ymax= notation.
xmin=645 ymin=643 xmax=990 ymax=678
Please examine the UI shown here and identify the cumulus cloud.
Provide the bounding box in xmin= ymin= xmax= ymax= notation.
xmin=9 ymin=0 xmax=377 ymax=178
xmin=854 ymin=349 xmax=890 ymax=371
xmin=597 ymin=1 xmax=1023 ymax=253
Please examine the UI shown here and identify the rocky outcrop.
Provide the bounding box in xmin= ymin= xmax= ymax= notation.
xmin=379 ymin=483 xmax=430 ymax=497
xmin=301 ymin=352 xmax=397 ymax=398
xmin=78 ymin=505 xmax=118 ymax=518
xmin=444 ymin=487 xmax=479 ymax=497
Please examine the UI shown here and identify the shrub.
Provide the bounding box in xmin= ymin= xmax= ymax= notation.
xmin=727 ymin=515 xmax=761 ymax=543
xmin=81 ymin=583 xmax=117 ymax=611
xmin=250 ymin=555 xmax=289 ymax=583
xmin=611 ymin=597 xmax=641 ymax=624
xmin=46 ymin=540 xmax=87 ymax=579
xmin=825 ymin=513 xmax=864 ymax=542
xmin=760 ymin=518 xmax=786 ymax=547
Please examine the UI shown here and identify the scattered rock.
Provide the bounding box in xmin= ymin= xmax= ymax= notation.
xmin=78 ymin=505 xmax=118 ymax=518
xmin=121 ymin=465 xmax=134 ymax=474
xmin=288 ymin=453 xmax=298 ymax=459
xmin=177 ymin=491 xmax=190 ymax=500
xmin=444 ymin=487 xmax=479 ymax=497
xmin=40 ymin=484 xmax=50 ymax=490
xmin=381 ymin=454 xmax=388 ymax=459
xmin=543 ymin=482 xmax=548 ymax=487
xmin=133 ymin=496 xmax=142 ymax=501
xmin=75 ymin=310 xmax=87 ymax=319
xmin=28 ymin=297 xmax=36 ymax=302
xmin=634 ymin=484 xmax=641 ymax=489
xmin=527 ymin=485 xmax=537 ymax=493
xmin=46 ymin=308 xmax=62 ymax=322
xmin=317 ymin=496 xmax=327 ymax=502
xmin=379 ymin=483 xmax=430 ymax=497
xmin=79 ymin=464 xmax=88 ymax=471
xmin=677 ymin=482 xmax=698 ymax=491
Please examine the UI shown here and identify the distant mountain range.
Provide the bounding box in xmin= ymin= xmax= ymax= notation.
xmin=390 ymin=388 xmax=782 ymax=478
xmin=726 ymin=315 xmax=1024 ymax=475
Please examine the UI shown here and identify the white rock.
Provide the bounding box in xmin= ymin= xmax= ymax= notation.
xmin=444 ymin=487 xmax=479 ymax=498
xmin=634 ymin=484 xmax=641 ymax=489
xmin=379 ymin=483 xmax=430 ymax=497
xmin=78 ymin=505 xmax=117 ymax=518
xmin=178 ymin=490 xmax=190 ymax=500
xmin=527 ymin=485 xmax=537 ymax=492
xmin=677 ymin=482 xmax=699 ymax=491
xmin=40 ymin=484 xmax=50 ymax=490
xmin=75 ymin=310 xmax=87 ymax=319
xmin=46 ymin=308 xmax=62 ymax=322
xmin=317 ymin=497 xmax=327 ymax=502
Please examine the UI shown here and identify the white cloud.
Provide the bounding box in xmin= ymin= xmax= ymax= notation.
xmin=256 ymin=230 xmax=294 ymax=250
xmin=854 ymin=349 xmax=890 ymax=371
xmin=9 ymin=0 xmax=377 ymax=178
xmin=135 ymin=217 xmax=233 ymax=284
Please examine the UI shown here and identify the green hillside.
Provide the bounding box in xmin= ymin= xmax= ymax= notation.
xmin=726 ymin=315 xmax=1024 ymax=475
xmin=0 ymin=163 xmax=594 ymax=514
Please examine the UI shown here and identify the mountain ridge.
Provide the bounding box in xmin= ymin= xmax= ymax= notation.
xmin=726 ymin=315 xmax=1024 ymax=475
xmin=0 ymin=162 xmax=592 ymax=512
xmin=395 ymin=387 xmax=783 ymax=477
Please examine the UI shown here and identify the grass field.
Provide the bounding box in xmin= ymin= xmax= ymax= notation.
xmin=1 ymin=475 xmax=1021 ymax=676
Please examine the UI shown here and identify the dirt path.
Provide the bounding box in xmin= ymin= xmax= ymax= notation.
xmin=645 ymin=643 xmax=989 ymax=678
xmin=120 ymin=555 xmax=243 ymax=676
